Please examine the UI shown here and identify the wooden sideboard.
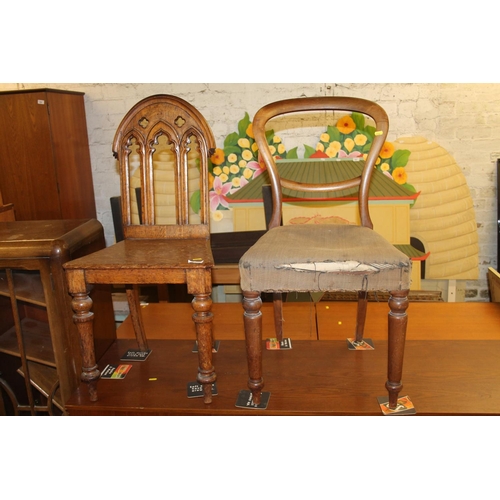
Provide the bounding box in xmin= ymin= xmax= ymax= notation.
xmin=0 ymin=219 xmax=116 ymax=415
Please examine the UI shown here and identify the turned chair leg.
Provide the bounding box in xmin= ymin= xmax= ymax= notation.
xmin=70 ymin=291 xmax=99 ymax=402
xmin=243 ymin=291 xmax=264 ymax=405
xmin=386 ymin=289 xmax=409 ymax=408
xmin=192 ymin=293 xmax=216 ymax=404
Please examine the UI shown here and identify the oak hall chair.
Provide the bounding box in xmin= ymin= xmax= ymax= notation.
xmin=64 ymin=95 xmax=217 ymax=404
xmin=239 ymin=96 xmax=411 ymax=409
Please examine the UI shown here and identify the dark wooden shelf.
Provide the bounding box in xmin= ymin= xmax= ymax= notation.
xmin=0 ymin=270 xmax=46 ymax=306
xmin=0 ymin=318 xmax=55 ymax=366
xmin=17 ymin=361 xmax=64 ymax=412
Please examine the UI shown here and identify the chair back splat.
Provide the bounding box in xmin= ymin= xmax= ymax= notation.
xmin=113 ymin=95 xmax=216 ymax=240
xmin=239 ymin=96 xmax=411 ymax=411
xmin=253 ymin=96 xmax=388 ymax=231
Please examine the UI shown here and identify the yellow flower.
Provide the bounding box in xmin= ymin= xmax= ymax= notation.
xmin=242 ymin=149 xmax=253 ymax=161
xmin=228 ymin=153 xmax=238 ymax=163
xmin=278 ymin=144 xmax=286 ymax=154
xmin=208 ymin=173 xmax=214 ymax=190
xmin=379 ymin=141 xmax=395 ymax=159
xmin=230 ymin=164 xmax=240 ymax=174
xmin=239 ymin=159 xmax=247 ymax=168
xmin=238 ymin=138 xmax=250 ymax=149
xmin=243 ymin=168 xmax=253 ymax=179
xmin=392 ymin=167 xmax=407 ymax=185
xmin=325 ymin=141 xmax=341 ymax=158
xmin=273 ymin=135 xmax=281 ymax=144
xmin=251 ymin=143 xmax=258 ymax=153
xmin=269 ymin=145 xmax=276 ymax=155
xmin=223 ymin=166 xmax=229 ymax=174
xmin=232 ymin=177 xmax=241 ymax=187
xmin=219 ymin=173 xmax=228 ymax=183
xmin=344 ymin=138 xmax=355 ymax=152
xmin=336 ymin=115 xmax=356 ymax=134
xmin=213 ymin=166 xmax=222 ymax=176
xmin=246 ymin=123 xmax=254 ymax=139
xmin=316 ymin=142 xmax=325 ymax=152
xmin=212 ymin=210 xmax=223 ymax=222
xmin=325 ymin=146 xmax=338 ymax=158
xmin=380 ymin=162 xmax=390 ymax=171
xmin=320 ymin=133 xmax=330 ymax=142
xmin=354 ymin=134 xmax=367 ymax=146
xmin=210 ymin=148 xmax=225 ymax=165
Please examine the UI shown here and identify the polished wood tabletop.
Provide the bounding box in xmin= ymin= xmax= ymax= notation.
xmin=65 ymin=301 xmax=500 ymax=416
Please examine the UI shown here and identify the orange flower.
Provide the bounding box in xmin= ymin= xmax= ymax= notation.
xmin=210 ymin=148 xmax=225 ymax=165
xmin=246 ymin=123 xmax=254 ymax=139
xmin=392 ymin=167 xmax=407 ymax=185
xmin=336 ymin=115 xmax=356 ymax=134
xmin=379 ymin=141 xmax=395 ymax=159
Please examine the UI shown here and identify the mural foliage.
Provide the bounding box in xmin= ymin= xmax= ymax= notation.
xmin=205 ymin=112 xmax=413 ymax=213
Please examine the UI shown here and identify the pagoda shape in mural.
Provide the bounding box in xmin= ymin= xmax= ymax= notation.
xmin=225 ymin=157 xmax=427 ymax=289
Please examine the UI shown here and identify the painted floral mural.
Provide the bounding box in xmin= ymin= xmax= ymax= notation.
xmin=207 ymin=111 xmax=414 ymax=213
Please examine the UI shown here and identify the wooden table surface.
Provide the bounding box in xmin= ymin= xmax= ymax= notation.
xmin=65 ymin=301 xmax=500 ymax=416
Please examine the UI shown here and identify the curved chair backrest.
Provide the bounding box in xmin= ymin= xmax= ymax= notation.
xmin=113 ymin=94 xmax=216 ymax=240
xmin=252 ymin=96 xmax=389 ymax=230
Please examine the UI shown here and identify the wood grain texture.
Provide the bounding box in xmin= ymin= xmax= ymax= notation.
xmin=65 ymin=337 xmax=500 ymax=416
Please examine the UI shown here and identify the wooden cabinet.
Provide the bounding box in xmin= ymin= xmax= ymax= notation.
xmin=0 ymin=219 xmax=116 ymax=415
xmin=0 ymin=88 xmax=96 ymax=221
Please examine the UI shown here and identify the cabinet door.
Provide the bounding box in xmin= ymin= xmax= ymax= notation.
xmin=46 ymin=91 xmax=97 ymax=220
xmin=0 ymin=91 xmax=62 ymax=220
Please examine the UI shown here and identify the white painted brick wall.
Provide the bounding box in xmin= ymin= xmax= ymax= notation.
xmin=1 ymin=82 xmax=499 ymax=300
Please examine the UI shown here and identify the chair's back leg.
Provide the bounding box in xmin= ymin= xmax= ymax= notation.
xmin=273 ymin=292 xmax=284 ymax=341
xmin=126 ymin=285 xmax=149 ymax=351
xmin=355 ymin=290 xmax=368 ymax=342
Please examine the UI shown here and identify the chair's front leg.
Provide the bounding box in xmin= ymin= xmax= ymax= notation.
xmin=386 ymin=289 xmax=409 ymax=408
xmin=66 ymin=269 xmax=99 ymax=402
xmin=242 ymin=291 xmax=264 ymax=405
xmin=192 ymin=293 xmax=216 ymax=404
xmin=70 ymin=290 xmax=99 ymax=402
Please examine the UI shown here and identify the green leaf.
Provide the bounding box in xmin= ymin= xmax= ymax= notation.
xmin=400 ymin=182 xmax=416 ymax=193
xmin=362 ymin=143 xmax=371 ymax=154
xmin=190 ymin=190 xmax=201 ymax=214
xmin=265 ymin=129 xmax=275 ymax=143
xmin=224 ymin=132 xmax=239 ymax=147
xmin=224 ymin=146 xmax=241 ymax=156
xmin=286 ymin=147 xmax=298 ymax=159
xmin=238 ymin=113 xmax=251 ymax=137
xmin=327 ymin=125 xmax=342 ymax=142
xmin=364 ymin=125 xmax=375 ymax=141
xmin=351 ymin=112 xmax=365 ymax=130
xmin=391 ymin=149 xmax=411 ymax=168
xmin=304 ymin=144 xmax=316 ymax=158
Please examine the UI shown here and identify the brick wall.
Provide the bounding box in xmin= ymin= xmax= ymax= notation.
xmin=1 ymin=82 xmax=499 ymax=300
